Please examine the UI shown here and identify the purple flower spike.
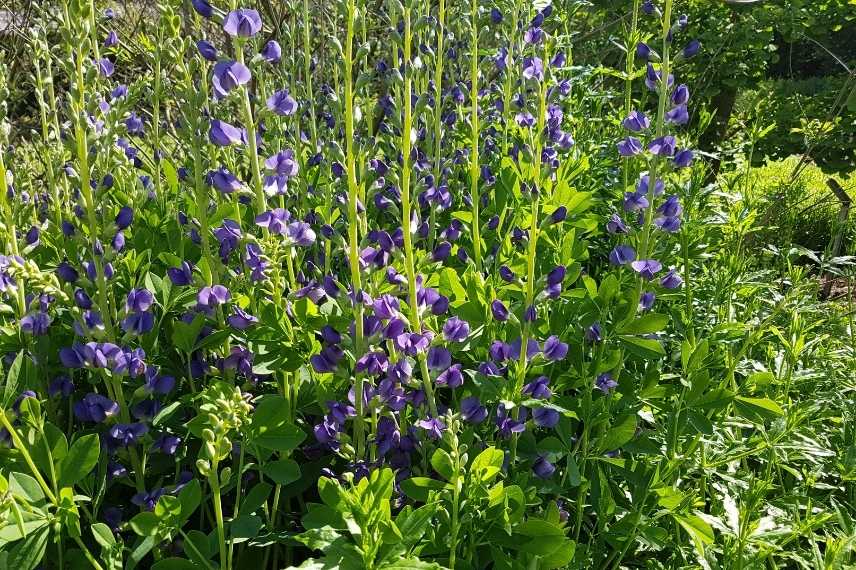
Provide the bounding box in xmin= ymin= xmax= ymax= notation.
xmin=223 ymin=9 xmax=263 ymax=38
xmin=631 ymin=259 xmax=663 ymax=281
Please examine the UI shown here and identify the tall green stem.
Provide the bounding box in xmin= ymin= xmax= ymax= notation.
xmin=344 ymin=0 xmax=368 ymax=456
xmin=401 ymin=5 xmax=439 ymax=419
xmin=235 ymin=43 xmax=266 ymax=215
xmin=468 ymin=0 xmax=482 ymax=271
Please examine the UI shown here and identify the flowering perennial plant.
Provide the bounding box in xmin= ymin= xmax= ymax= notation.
xmin=1 ymin=1 xmax=849 ymax=569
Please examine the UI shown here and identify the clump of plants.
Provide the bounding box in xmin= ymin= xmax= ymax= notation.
xmin=0 ymin=1 xmax=853 ymax=569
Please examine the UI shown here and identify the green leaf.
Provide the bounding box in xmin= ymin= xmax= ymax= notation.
xmin=674 ymin=513 xmax=714 ymax=555
xmin=430 ymin=449 xmax=455 ymax=481
xmin=292 ymin=526 xmax=342 ymax=552
xmin=600 ymin=413 xmax=637 ymax=452
xmin=2 ymin=351 xmax=24 ymax=409
xmin=399 ymin=477 xmax=448 ymax=502
xmin=511 ymin=519 xmax=568 ymax=555
xmin=619 ymin=336 xmax=666 ymax=359
xmin=130 ymin=512 xmax=160 ymax=536
xmin=618 ymin=313 xmax=670 ymax=335
xmin=7 ymin=525 xmax=49 ymax=570
xmin=249 ymin=396 xmax=306 ymax=452
xmin=177 ymin=479 xmax=202 ymax=523
xmin=151 ymin=559 xmax=199 ymax=570
xmin=171 ymin=313 xmax=205 ymax=354
xmin=59 ymin=434 xmax=100 ymax=488
xmin=239 ymin=483 xmax=273 ymax=517
xmin=734 ymin=396 xmax=784 ymax=422
xmin=91 ymin=523 xmax=116 ymax=549
xmin=9 ymin=472 xmax=45 ymax=504
xmin=379 ymin=559 xmax=447 ymax=569
xmin=469 ymin=447 xmax=505 ymax=482
xmin=263 ymin=459 xmax=301 ymax=485
xmin=688 ymin=388 xmax=735 ymax=410
xmin=229 ymin=515 xmax=263 ymax=541
xmin=395 ymin=503 xmax=437 ymax=547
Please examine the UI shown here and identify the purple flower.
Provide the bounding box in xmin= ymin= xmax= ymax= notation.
xmin=533 ymin=407 xmax=559 ymax=428
xmin=524 ymin=27 xmax=544 ymax=45
xmin=622 ymin=110 xmax=650 ymax=132
xmin=607 ymin=213 xmax=629 ymax=234
xmin=48 ymin=376 xmax=74 ymax=398
xmin=436 ymin=364 xmax=464 ymax=388
xmin=125 ymin=289 xmax=154 ymax=313
xmin=673 ymin=148 xmax=694 ymax=168
xmin=207 ymin=167 xmax=243 ymax=194
xmin=660 ymin=268 xmax=683 ymax=289
xmin=212 ymin=60 xmax=251 ymax=99
xmin=261 ymin=40 xmax=282 ymax=63
xmin=672 ymin=84 xmax=690 ymax=106
xmin=209 ymin=119 xmax=244 ymax=146
xmin=595 ymin=373 xmax=618 ymax=394
xmin=609 ymin=245 xmax=636 ymax=266
xmin=192 ymin=0 xmax=213 ymax=18
xmin=167 ymin=261 xmax=194 ymax=286
xmin=197 ymin=285 xmax=231 ymax=308
xmin=461 ymin=396 xmax=487 ymax=424
xmin=496 ymin=406 xmax=525 ymax=438
xmin=196 ymin=40 xmax=218 ymax=61
xmin=665 ymin=105 xmax=689 ymax=125
xmin=97 ymin=58 xmax=114 ymax=77
xmin=636 ymin=42 xmax=651 ymax=60
xmin=286 ymin=222 xmax=316 ymax=247
xmin=228 ymin=307 xmax=259 ymax=329
xmin=355 ymin=351 xmax=389 ymax=375
xmin=143 ymin=368 xmax=175 ymax=395
xmin=617 ymin=137 xmax=643 ymax=157
xmin=74 ymin=393 xmax=119 ymax=423
xmin=20 ymin=312 xmax=51 ymax=335
xmin=637 ymin=175 xmax=665 ymax=197
xmin=523 ymin=376 xmax=552 ymax=399
xmin=416 ymin=417 xmax=446 ymax=440
xmin=125 ymin=113 xmax=144 ymax=135
xmin=442 ymin=317 xmax=470 ymax=343
xmin=533 ymin=456 xmax=555 ymax=478
xmin=267 ymin=90 xmax=298 ymax=116
xmin=683 ymin=40 xmax=701 ymax=58
xmin=491 ymin=299 xmax=509 ymax=321
xmin=104 ymin=31 xmax=119 ymax=47
xmin=153 ymin=434 xmax=181 ymax=455
xmin=115 ymin=206 xmax=134 ymax=229
xmin=631 ymin=259 xmax=662 ymax=281
xmin=223 ymin=9 xmax=263 ymax=37
xmin=131 ymin=488 xmax=164 ymax=511
xmin=542 ymin=336 xmax=568 ymax=361
xmin=648 ymin=136 xmax=677 ymax=157
xmin=639 ymin=291 xmax=656 ymax=311
xmin=427 ymin=346 xmax=452 ymax=371
xmin=255 ymin=208 xmax=291 ymax=234
xmin=522 ymin=57 xmax=544 ymax=81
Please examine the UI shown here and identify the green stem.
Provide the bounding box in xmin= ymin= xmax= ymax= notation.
xmin=235 ymin=42 xmax=266 ymax=215
xmin=469 ymin=0 xmax=482 ymax=271
xmin=401 ymin=5 xmax=439 ymax=419
xmin=344 ymin=0 xmax=368 ymax=457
